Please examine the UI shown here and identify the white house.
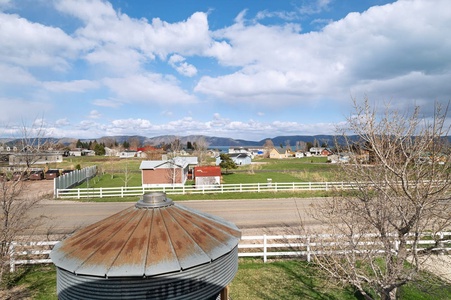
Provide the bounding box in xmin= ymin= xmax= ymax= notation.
xmin=119 ymin=150 xmax=137 ymax=158
xmin=216 ymin=153 xmax=252 ymax=166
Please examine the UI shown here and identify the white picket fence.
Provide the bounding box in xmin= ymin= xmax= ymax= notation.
xmin=9 ymin=232 xmax=451 ymax=272
xmin=55 ymin=181 xmax=356 ymax=199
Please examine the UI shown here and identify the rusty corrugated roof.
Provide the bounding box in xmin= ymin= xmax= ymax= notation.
xmin=194 ymin=166 xmax=222 ymax=177
xmin=50 ymin=193 xmax=241 ymax=278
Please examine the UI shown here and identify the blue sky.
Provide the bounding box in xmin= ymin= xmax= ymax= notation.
xmin=1 ymin=0 xmax=450 ymax=141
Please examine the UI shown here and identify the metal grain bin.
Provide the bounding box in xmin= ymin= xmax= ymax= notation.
xmin=50 ymin=192 xmax=241 ymax=300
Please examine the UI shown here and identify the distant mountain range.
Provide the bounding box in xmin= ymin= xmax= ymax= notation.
xmin=85 ymin=134 xmax=341 ymax=147
xmin=0 ymin=135 xmax=340 ymax=148
xmin=2 ymin=134 xmax=451 ymax=148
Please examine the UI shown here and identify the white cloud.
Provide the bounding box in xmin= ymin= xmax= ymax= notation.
xmin=0 ymin=64 xmax=37 ymax=85
xmin=0 ymin=0 xmax=12 ymax=10
xmin=43 ymin=80 xmax=99 ymax=93
xmin=298 ymin=0 xmax=332 ymax=15
xmin=0 ymin=12 xmax=79 ymax=71
xmin=92 ymin=98 xmax=123 ymax=108
xmin=55 ymin=118 xmax=70 ymax=126
xmin=88 ymin=110 xmax=102 ymax=119
xmin=103 ymin=73 xmax=197 ymax=105
xmin=196 ymin=0 xmax=451 ymax=111
xmin=168 ymin=54 xmax=197 ymax=77
xmin=56 ymin=0 xmax=211 ymax=72
xmin=0 ymin=97 xmax=51 ymax=123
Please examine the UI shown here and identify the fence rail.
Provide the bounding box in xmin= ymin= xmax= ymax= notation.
xmin=55 ymin=181 xmax=356 ymax=199
xmin=10 ymin=232 xmax=451 ymax=271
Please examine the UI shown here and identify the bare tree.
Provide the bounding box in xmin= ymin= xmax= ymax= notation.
xmin=13 ymin=119 xmax=53 ymax=168
xmin=263 ymin=139 xmax=274 ymax=158
xmin=0 ymin=120 xmax=48 ymax=287
xmin=284 ymin=139 xmax=291 ymax=151
xmin=169 ymin=137 xmax=182 ymax=158
xmin=311 ymin=99 xmax=451 ymax=300
xmin=165 ymin=138 xmax=184 ymax=185
xmin=128 ymin=136 xmax=141 ymax=150
xmin=120 ymin=161 xmax=133 ymax=187
xmin=193 ymin=136 xmax=209 ymax=165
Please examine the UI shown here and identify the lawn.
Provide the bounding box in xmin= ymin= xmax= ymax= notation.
xmin=8 ymin=259 xmax=450 ymax=300
xmin=67 ymin=155 xmax=341 ymax=191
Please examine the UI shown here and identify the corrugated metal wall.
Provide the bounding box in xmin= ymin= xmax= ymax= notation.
xmin=56 ymin=246 xmax=238 ymax=300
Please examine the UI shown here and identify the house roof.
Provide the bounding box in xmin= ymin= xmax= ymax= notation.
xmin=272 ymin=147 xmax=287 ymax=154
xmin=140 ymin=156 xmax=198 ymax=170
xmin=194 ymin=166 xmax=221 ymax=177
xmin=140 ymin=160 xmax=183 ymax=170
xmin=228 ymin=153 xmax=250 ymax=159
xmin=178 ymin=156 xmax=198 ymax=165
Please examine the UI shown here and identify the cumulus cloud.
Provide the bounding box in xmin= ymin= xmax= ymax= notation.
xmin=103 ymin=73 xmax=197 ymax=105
xmin=196 ymin=0 xmax=451 ymax=111
xmin=88 ymin=110 xmax=102 ymax=119
xmin=1 ymin=0 xmax=450 ymax=140
xmin=55 ymin=0 xmax=211 ymax=70
xmin=55 ymin=118 xmax=70 ymax=126
xmin=0 ymin=12 xmax=79 ymax=71
xmin=168 ymin=54 xmax=197 ymax=77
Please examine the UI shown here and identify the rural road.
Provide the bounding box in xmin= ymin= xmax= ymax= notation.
xmin=27 ymin=197 xmax=326 ymax=236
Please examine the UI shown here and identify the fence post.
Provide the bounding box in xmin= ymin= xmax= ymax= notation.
xmin=77 ymin=188 xmax=80 ymax=199
xmin=263 ymin=235 xmax=267 ymax=263
xmin=438 ymin=232 xmax=445 ymax=254
xmin=9 ymin=242 xmax=15 ymax=272
xmin=307 ymin=236 xmax=311 ymax=263
xmin=100 ymin=187 xmax=103 ymax=198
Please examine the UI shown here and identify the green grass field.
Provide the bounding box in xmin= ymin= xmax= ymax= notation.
xmin=69 ymin=155 xmax=340 ymax=190
xmin=8 ymin=259 xmax=450 ymax=300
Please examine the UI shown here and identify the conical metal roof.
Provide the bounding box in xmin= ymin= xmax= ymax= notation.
xmin=50 ymin=192 xmax=241 ymax=278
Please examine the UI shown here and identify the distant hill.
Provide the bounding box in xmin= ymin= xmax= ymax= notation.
xmin=2 ymin=134 xmax=451 ymax=148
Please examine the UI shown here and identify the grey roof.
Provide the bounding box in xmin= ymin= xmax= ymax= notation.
xmin=229 ymin=153 xmax=250 ymax=159
xmin=140 ymin=156 xmax=198 ymax=170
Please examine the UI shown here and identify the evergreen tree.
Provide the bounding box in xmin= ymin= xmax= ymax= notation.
xmin=219 ymin=154 xmax=237 ymax=174
xmin=94 ymin=143 xmax=105 ymax=156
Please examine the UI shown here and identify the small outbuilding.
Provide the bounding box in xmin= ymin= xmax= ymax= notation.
xmin=140 ymin=157 xmax=198 ymax=187
xmin=194 ymin=166 xmax=221 ymax=187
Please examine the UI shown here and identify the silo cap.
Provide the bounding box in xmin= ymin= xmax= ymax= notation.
xmin=136 ymin=192 xmax=174 ymax=208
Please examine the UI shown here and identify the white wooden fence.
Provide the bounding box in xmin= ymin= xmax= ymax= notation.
xmin=9 ymin=232 xmax=451 ymax=272
xmin=55 ymin=181 xmax=356 ymax=199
